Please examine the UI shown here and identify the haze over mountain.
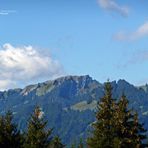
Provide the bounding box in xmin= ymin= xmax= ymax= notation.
xmin=0 ymin=75 xmax=148 ymax=145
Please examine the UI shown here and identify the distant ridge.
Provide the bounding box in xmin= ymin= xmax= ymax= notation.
xmin=0 ymin=75 xmax=148 ymax=145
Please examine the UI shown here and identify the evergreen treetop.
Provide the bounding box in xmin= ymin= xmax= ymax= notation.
xmin=87 ymin=81 xmax=148 ymax=148
xmin=0 ymin=111 xmax=23 ymax=148
xmin=24 ymin=106 xmax=52 ymax=148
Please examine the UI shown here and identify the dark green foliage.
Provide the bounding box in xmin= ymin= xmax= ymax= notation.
xmin=78 ymin=138 xmax=84 ymax=148
xmin=24 ymin=106 xmax=52 ymax=148
xmin=50 ymin=136 xmax=65 ymax=148
xmin=113 ymin=95 xmax=147 ymax=147
xmin=0 ymin=111 xmax=23 ymax=148
xmin=70 ymin=143 xmax=76 ymax=148
xmin=0 ymin=106 xmax=65 ymax=148
xmin=87 ymin=82 xmax=148 ymax=148
xmin=87 ymin=81 xmax=116 ymax=148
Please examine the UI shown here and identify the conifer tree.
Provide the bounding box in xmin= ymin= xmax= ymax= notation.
xmin=113 ymin=95 xmax=147 ymax=148
xmin=87 ymin=81 xmax=116 ymax=148
xmin=0 ymin=111 xmax=23 ymax=148
xmin=50 ymin=136 xmax=65 ymax=148
xmin=87 ymin=81 xmax=148 ymax=148
xmin=24 ymin=106 xmax=52 ymax=148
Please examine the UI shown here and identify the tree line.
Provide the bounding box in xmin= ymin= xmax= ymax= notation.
xmin=0 ymin=81 xmax=147 ymax=148
xmin=0 ymin=106 xmax=64 ymax=148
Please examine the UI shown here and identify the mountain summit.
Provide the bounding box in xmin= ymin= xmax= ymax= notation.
xmin=0 ymin=75 xmax=148 ymax=144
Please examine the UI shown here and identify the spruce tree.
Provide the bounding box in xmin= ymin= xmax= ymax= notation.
xmin=87 ymin=81 xmax=148 ymax=148
xmin=87 ymin=81 xmax=116 ymax=148
xmin=24 ymin=106 xmax=52 ymax=148
xmin=0 ymin=111 xmax=23 ymax=148
xmin=50 ymin=136 xmax=65 ymax=148
xmin=113 ymin=95 xmax=147 ymax=148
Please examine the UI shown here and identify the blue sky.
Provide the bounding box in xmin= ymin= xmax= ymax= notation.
xmin=0 ymin=0 xmax=148 ymax=89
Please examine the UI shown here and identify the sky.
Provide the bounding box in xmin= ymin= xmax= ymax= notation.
xmin=0 ymin=0 xmax=148 ymax=90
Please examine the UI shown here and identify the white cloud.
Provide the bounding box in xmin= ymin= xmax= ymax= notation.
xmin=0 ymin=10 xmax=16 ymax=16
xmin=0 ymin=80 xmax=15 ymax=91
xmin=0 ymin=43 xmax=64 ymax=90
xmin=97 ymin=0 xmax=129 ymax=17
xmin=114 ymin=22 xmax=148 ymax=41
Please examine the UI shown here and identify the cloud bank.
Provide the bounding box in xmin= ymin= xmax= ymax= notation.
xmin=97 ymin=0 xmax=129 ymax=17
xmin=0 ymin=44 xmax=64 ymax=90
xmin=114 ymin=22 xmax=148 ymax=41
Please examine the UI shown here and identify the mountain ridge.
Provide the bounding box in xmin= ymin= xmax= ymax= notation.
xmin=0 ymin=75 xmax=148 ymax=145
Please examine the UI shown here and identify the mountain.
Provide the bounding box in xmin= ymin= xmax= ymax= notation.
xmin=0 ymin=75 xmax=148 ymax=145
